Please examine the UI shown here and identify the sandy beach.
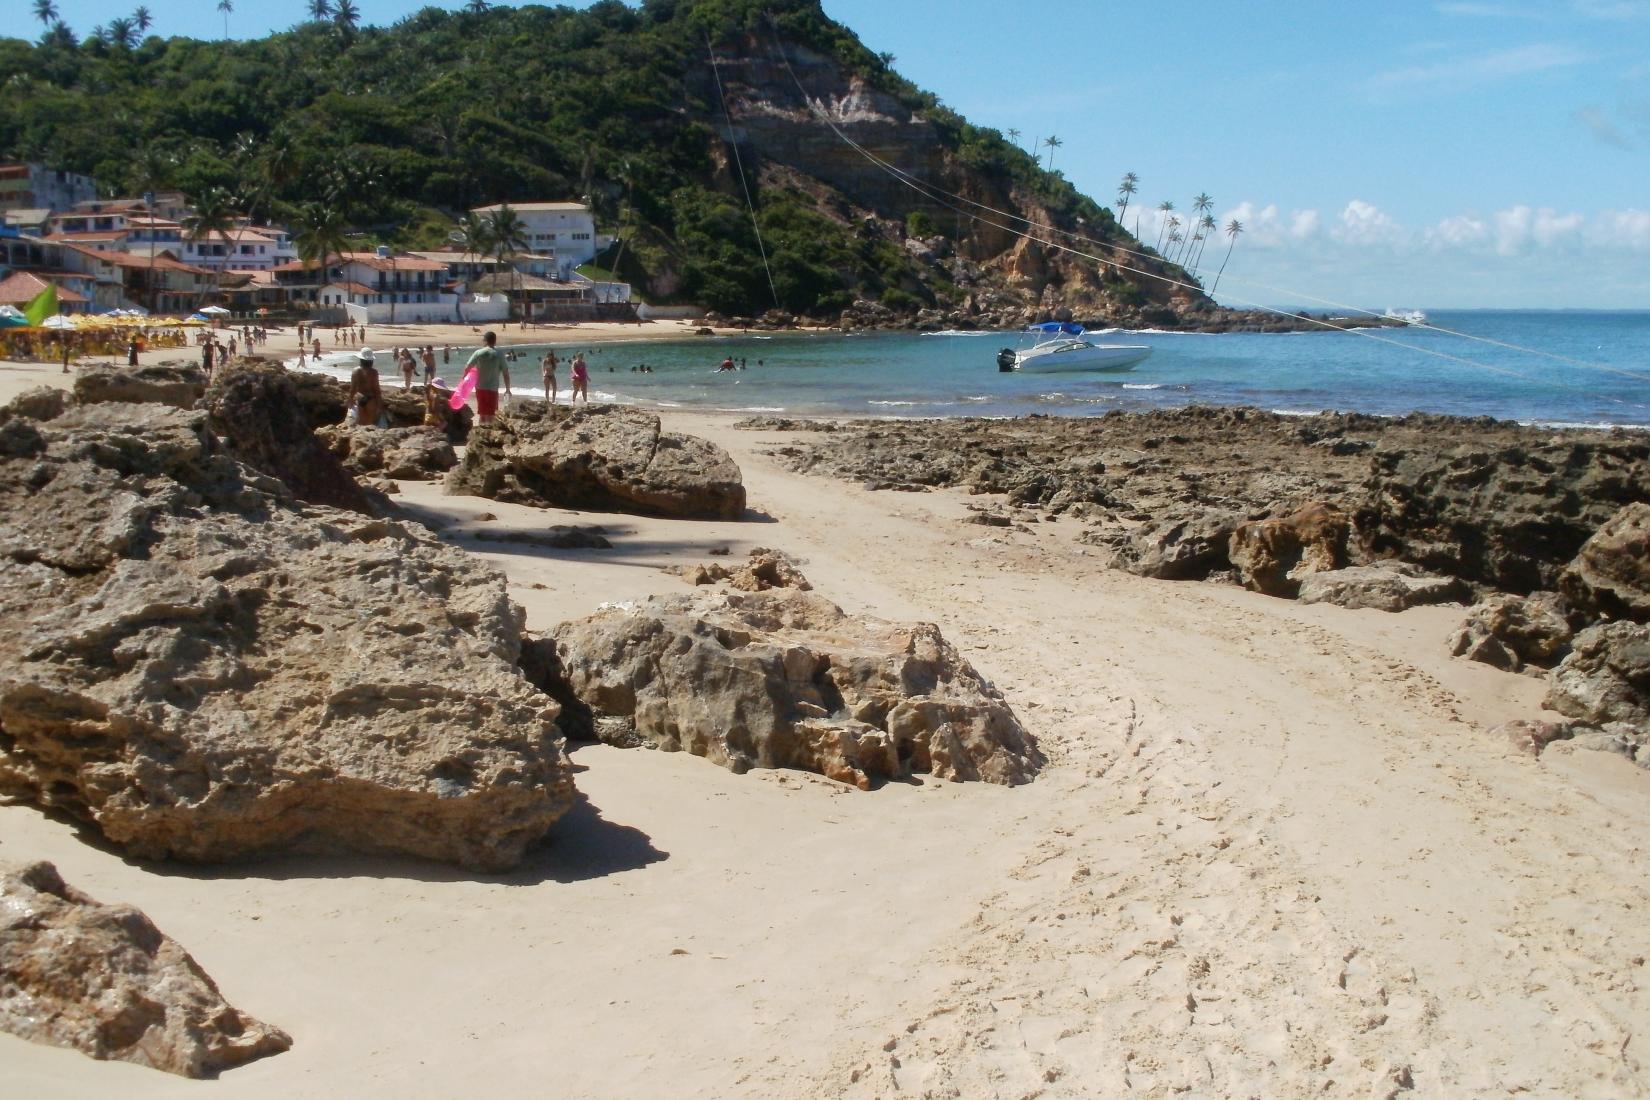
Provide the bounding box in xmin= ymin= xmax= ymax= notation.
xmin=1 ymin=359 xmax=1647 ymax=1097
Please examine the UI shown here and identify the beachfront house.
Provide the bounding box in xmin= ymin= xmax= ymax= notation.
xmin=0 ymin=162 xmax=97 ymax=215
xmin=180 ymin=227 xmax=297 ymax=272
xmin=468 ymin=201 xmax=614 ymax=280
xmin=275 ymin=248 xmax=507 ymax=324
xmin=0 ymin=270 xmax=93 ymax=315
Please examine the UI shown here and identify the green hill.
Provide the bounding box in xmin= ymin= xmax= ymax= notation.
xmin=0 ymin=0 xmax=1211 ymax=326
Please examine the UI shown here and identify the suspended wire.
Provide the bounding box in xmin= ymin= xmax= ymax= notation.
xmin=706 ymin=33 xmax=780 ymax=310
xmin=760 ymin=16 xmax=1645 ymax=391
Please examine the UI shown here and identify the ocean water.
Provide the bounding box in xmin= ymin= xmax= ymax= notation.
xmin=304 ymin=311 xmax=1650 ymax=428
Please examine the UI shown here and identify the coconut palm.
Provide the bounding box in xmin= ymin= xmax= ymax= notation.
xmin=1154 ymin=201 xmax=1174 ymax=251
xmin=1192 ymin=213 xmax=1217 ymax=273
xmin=33 ymin=0 xmax=57 ymax=28
xmin=1005 ymin=127 xmax=1021 ymax=151
xmin=1042 ymin=134 xmax=1063 ymax=172
xmin=465 ymin=0 xmax=490 ymax=12
xmin=1180 ymin=192 xmax=1213 ymax=265
xmin=183 ymin=188 xmax=239 ymax=306
xmin=306 ymin=0 xmax=331 ymax=19
xmin=332 ymin=0 xmax=359 ymax=34
xmin=216 ymin=0 xmax=232 ymax=38
xmin=1116 ymin=172 xmax=1138 ymax=229
xmin=483 ymin=204 xmax=529 ymax=320
xmin=1211 ymin=219 xmax=1243 ymax=294
xmin=133 ymin=6 xmax=152 ymax=32
xmin=106 ymin=16 xmax=137 ymax=48
xmin=293 ymin=201 xmax=349 ymax=276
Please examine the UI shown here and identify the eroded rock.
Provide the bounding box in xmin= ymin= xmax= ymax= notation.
xmin=1295 ymin=561 xmax=1468 ymax=613
xmin=1229 ymin=503 xmax=1349 ymax=597
xmin=553 ymin=588 xmax=1040 ymax=789
xmin=0 ymin=403 xmax=575 ymax=870
xmin=1545 ymin=621 xmax=1650 ymax=743
xmin=1108 ymin=511 xmax=1240 ymax=580
xmin=1449 ymin=592 xmax=1574 ymax=672
xmin=73 ymin=363 xmax=206 ymax=410
xmin=675 ymin=548 xmax=812 ymax=591
xmin=1559 ymin=502 xmax=1650 ymax=624
xmin=0 ymin=860 xmax=291 ymax=1077
xmin=447 ymin=403 xmax=746 ymax=520
xmin=316 ymin=423 xmax=458 ymax=481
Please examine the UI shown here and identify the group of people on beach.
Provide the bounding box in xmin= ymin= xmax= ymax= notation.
xmin=537 ymin=346 xmax=589 ymax=406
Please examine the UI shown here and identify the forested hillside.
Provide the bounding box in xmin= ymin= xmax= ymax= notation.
xmin=1 ymin=0 xmax=1213 ymax=324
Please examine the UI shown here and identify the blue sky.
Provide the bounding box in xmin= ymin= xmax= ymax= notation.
xmin=23 ymin=0 xmax=1650 ymax=308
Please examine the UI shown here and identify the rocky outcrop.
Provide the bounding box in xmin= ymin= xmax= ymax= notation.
xmin=1559 ymin=502 xmax=1650 ymax=623
xmin=204 ymin=360 xmax=378 ymax=515
xmin=1296 ymin=562 xmax=1468 ymax=613
xmin=1 ymin=386 xmax=67 ymax=423
xmin=1228 ymin=503 xmax=1349 ymax=597
xmin=287 ymin=369 xmax=472 ymax=443
xmin=0 ymin=403 xmax=575 ymax=870
xmin=675 ymin=548 xmax=813 ymax=591
xmin=72 ymin=363 xmax=206 ymax=410
xmin=1545 ymin=621 xmax=1650 ymax=735
xmin=1494 ymin=719 xmax=1576 ymax=758
xmin=552 ymin=588 xmax=1041 ymax=789
xmin=1107 ymin=511 xmax=1241 ymax=580
xmin=0 ymin=860 xmax=290 ymax=1077
xmin=1449 ymin=592 xmax=1575 ymax=672
xmin=317 ymin=423 xmax=457 ymax=481
xmin=1358 ymin=437 xmax=1650 ymax=593
xmin=447 ymin=402 xmax=746 ymax=520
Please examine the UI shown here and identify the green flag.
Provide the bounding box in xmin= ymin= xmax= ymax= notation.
xmin=23 ymin=283 xmax=58 ymax=327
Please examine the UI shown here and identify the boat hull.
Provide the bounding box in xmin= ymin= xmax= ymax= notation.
xmin=1014 ymin=344 xmax=1152 ymax=373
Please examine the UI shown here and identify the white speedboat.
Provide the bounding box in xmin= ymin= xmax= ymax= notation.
xmin=997 ymin=322 xmax=1152 ymax=373
xmin=1384 ymin=308 xmax=1428 ymax=325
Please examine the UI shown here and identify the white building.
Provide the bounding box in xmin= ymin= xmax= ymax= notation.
xmin=468 ymin=201 xmax=614 ymax=279
xmin=179 ymin=227 xmax=297 ymax=272
xmin=0 ymin=162 xmax=97 ymax=214
xmin=278 ymin=249 xmax=507 ymax=324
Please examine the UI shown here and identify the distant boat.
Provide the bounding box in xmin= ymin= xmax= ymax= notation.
xmin=997 ymin=322 xmax=1152 ymax=373
xmin=1384 ymin=308 xmax=1428 ymax=325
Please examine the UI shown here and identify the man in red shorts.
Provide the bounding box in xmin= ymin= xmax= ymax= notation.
xmin=463 ymin=330 xmax=511 ymax=423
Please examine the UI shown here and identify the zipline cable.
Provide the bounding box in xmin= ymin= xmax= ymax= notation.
xmin=707 ymin=31 xmax=780 ymax=309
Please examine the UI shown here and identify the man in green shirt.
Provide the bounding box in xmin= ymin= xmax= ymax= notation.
xmin=465 ymin=330 xmax=511 ymax=423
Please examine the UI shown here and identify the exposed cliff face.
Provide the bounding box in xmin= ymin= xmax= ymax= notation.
xmin=690 ymin=34 xmax=1205 ymax=326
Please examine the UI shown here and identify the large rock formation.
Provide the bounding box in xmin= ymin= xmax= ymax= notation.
xmin=0 ymin=861 xmax=290 ymax=1077
xmin=316 ymin=423 xmax=458 ymax=481
xmin=448 ymin=402 xmax=747 ymax=520
xmin=0 ymin=400 xmax=575 ymax=870
xmin=1357 ymin=437 xmax=1650 ymax=593
xmin=1545 ymin=621 xmax=1650 ymax=736
xmin=1296 ymin=562 xmax=1468 ymax=613
xmin=552 ymin=588 xmax=1041 ymax=789
xmin=203 ymin=360 xmax=378 ymax=515
xmin=72 ymin=363 xmax=206 ymax=410
xmin=1559 ymin=502 xmax=1650 ymax=624
xmin=1449 ymin=592 xmax=1575 ymax=672
xmin=287 ymin=368 xmax=471 ymax=443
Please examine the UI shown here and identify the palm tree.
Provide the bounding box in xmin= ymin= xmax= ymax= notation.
xmin=292 ymin=201 xmax=350 ymax=317
xmin=464 ymin=0 xmax=490 ymax=11
xmin=216 ymin=0 xmax=232 ymax=38
xmin=332 ymin=0 xmax=359 ymax=35
xmin=1116 ymin=172 xmax=1138 ymax=229
xmin=183 ymin=188 xmax=239 ymax=306
xmin=483 ymin=204 xmax=529 ymax=320
xmin=306 ymin=0 xmax=330 ymax=19
xmin=132 ymin=5 xmax=152 ymax=33
xmin=1211 ymin=219 xmax=1243 ymax=294
xmin=1192 ymin=213 xmax=1217 ymax=273
xmin=1154 ymin=201 xmax=1174 ymax=251
xmin=1042 ymin=134 xmax=1063 ymax=172
xmin=1005 ymin=127 xmax=1022 ymax=151
xmin=1181 ymin=192 xmax=1213 ymax=265
xmin=106 ymin=16 xmax=137 ymax=48
xmin=33 ymin=0 xmax=57 ymax=29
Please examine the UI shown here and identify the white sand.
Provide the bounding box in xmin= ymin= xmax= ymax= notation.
xmin=2 ymin=366 xmax=1647 ymax=1097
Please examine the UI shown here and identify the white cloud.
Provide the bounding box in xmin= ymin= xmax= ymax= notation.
xmin=1492 ymin=205 xmax=1585 ymax=254
xmin=1570 ymin=0 xmax=1650 ymax=18
xmin=1587 ymin=208 xmax=1650 ymax=248
xmin=1426 ymin=214 xmax=1490 ymax=247
xmin=1215 ymin=202 xmax=1322 ymax=249
xmin=1332 ymin=200 xmax=1406 ymax=246
xmin=1363 ymin=43 xmax=1588 ymax=97
xmin=1290 ymin=210 xmax=1321 ymax=240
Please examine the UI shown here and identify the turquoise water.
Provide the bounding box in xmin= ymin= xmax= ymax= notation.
xmin=309 ymin=311 xmax=1650 ymax=427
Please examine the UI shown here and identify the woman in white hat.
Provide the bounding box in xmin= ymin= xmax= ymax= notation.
xmin=347 ymin=347 xmax=387 ymax=427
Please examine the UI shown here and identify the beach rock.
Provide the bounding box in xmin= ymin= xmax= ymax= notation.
xmin=1545 ymin=621 xmax=1650 ymax=735
xmin=0 ymin=402 xmax=575 ymax=870
xmin=1449 ymin=592 xmax=1574 ymax=672
xmin=1296 ymin=561 xmax=1469 ymax=613
xmin=676 ymin=548 xmax=812 ymax=591
xmin=72 ymin=364 xmax=206 ymax=410
xmin=447 ymin=402 xmax=746 ymax=520
xmin=1110 ymin=511 xmax=1241 ymax=580
xmin=1359 ymin=437 xmax=1650 ymax=593
xmin=1495 ymin=719 xmax=1576 ymax=758
xmin=316 ymin=423 xmax=457 ymax=481
xmin=552 ymin=588 xmax=1041 ymax=789
xmin=286 ymin=370 xmax=471 ymax=442
xmin=204 ymin=360 xmax=378 ymax=515
xmin=1559 ymin=502 xmax=1650 ymax=624
xmin=1228 ymin=502 xmax=1349 ymax=597
xmin=0 ymin=860 xmax=290 ymax=1077
xmin=2 ymin=386 xmax=68 ymax=423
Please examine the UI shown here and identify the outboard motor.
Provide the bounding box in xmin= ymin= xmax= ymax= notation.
xmin=996 ymin=347 xmax=1017 ymax=373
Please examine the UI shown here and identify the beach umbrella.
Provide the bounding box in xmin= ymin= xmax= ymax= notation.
xmin=40 ymin=315 xmax=77 ymax=330
xmin=0 ymin=305 xmax=26 ymax=328
xmin=200 ymin=305 xmax=231 ymax=315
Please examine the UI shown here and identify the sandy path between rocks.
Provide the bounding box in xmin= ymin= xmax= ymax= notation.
xmin=0 ymin=383 xmax=1645 ymax=1098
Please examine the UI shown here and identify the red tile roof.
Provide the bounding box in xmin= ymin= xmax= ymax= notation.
xmin=0 ymin=271 xmax=91 ymax=305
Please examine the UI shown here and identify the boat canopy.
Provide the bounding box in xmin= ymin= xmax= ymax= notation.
xmin=1026 ymin=321 xmax=1085 ymax=336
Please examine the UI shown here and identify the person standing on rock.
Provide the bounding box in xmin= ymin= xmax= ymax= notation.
xmin=348 ymin=348 xmax=387 ymax=428
xmin=541 ymin=349 xmax=559 ymax=405
xmin=464 ymin=331 xmax=511 ymax=424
